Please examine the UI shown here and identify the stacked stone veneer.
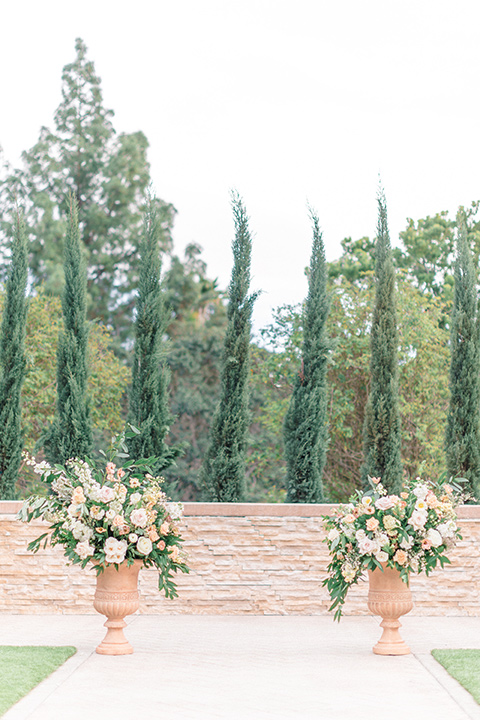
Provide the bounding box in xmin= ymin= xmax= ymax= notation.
xmin=1 ymin=502 xmax=479 ymax=615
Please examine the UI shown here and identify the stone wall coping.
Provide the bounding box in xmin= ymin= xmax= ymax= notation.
xmin=1 ymin=499 xmax=480 ymax=519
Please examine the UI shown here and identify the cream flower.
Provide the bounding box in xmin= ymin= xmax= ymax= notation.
xmin=383 ymin=515 xmax=397 ymax=530
xmin=327 ymin=528 xmax=340 ymax=542
xmin=136 ymin=537 xmax=153 ymax=555
xmin=130 ymin=508 xmax=148 ymax=528
xmin=104 ymin=537 xmax=127 ymax=564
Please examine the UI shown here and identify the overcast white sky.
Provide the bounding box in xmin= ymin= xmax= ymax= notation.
xmin=1 ymin=0 xmax=480 ymax=332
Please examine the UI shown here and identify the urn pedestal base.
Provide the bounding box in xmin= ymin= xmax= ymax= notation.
xmin=367 ymin=565 xmax=413 ymax=656
xmin=93 ymin=560 xmax=142 ymax=655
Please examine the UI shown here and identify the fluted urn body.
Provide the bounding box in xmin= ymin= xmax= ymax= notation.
xmin=367 ymin=564 xmax=413 ymax=655
xmin=93 ymin=560 xmax=142 ymax=655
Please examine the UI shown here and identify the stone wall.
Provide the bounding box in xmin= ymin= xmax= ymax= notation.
xmin=1 ymin=501 xmax=480 ymax=615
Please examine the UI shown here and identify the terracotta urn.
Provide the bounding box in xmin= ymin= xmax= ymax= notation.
xmin=367 ymin=564 xmax=413 ymax=655
xmin=93 ymin=559 xmax=143 ymax=655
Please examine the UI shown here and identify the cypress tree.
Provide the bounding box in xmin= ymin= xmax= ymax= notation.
xmin=128 ymin=196 xmax=181 ymax=470
xmin=43 ymin=195 xmax=92 ymax=463
xmin=283 ymin=210 xmax=331 ymax=503
xmin=0 ymin=211 xmax=29 ymax=499
xmin=361 ymin=189 xmax=402 ymax=493
xmin=200 ymin=193 xmax=258 ymax=501
xmin=445 ymin=211 xmax=480 ymax=498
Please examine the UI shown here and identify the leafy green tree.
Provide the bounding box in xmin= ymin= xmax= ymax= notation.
xmin=283 ymin=211 xmax=331 ymax=502
xmin=162 ymin=244 xmax=227 ymax=499
xmin=43 ymin=195 xmax=92 ymax=464
xmin=0 ymin=38 xmax=175 ymax=350
xmin=445 ymin=212 xmax=480 ymax=498
xmin=200 ymin=193 xmax=258 ymax=501
xmin=128 ymin=197 xmax=181 ymax=470
xmin=328 ymin=236 xmax=376 ymax=285
xmin=361 ymin=190 xmax=402 ymax=493
xmin=3 ymin=288 xmax=129 ymax=496
xmin=0 ymin=211 xmax=29 ymax=499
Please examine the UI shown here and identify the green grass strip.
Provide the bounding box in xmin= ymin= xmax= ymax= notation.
xmin=0 ymin=645 xmax=76 ymax=716
xmin=432 ymin=649 xmax=480 ymax=704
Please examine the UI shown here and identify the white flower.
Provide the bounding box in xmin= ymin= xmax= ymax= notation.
xmin=413 ymin=484 xmax=429 ymax=500
xmin=375 ymin=496 xmax=397 ymax=511
xmin=89 ymin=505 xmax=105 ymax=520
xmin=375 ymin=550 xmax=389 ymax=563
xmin=75 ymin=541 xmax=95 ymax=560
xmin=400 ymin=535 xmax=414 ymax=550
xmin=361 ymin=497 xmax=373 ymax=506
xmin=136 ymin=537 xmax=153 ymax=555
xmin=72 ymin=522 xmax=93 ymax=542
xmin=99 ymin=486 xmax=116 ymax=503
xmin=104 ymin=537 xmax=128 ymax=564
xmin=105 ymin=509 xmax=116 ymax=521
xmin=130 ymin=508 xmax=148 ymax=528
xmin=67 ymin=504 xmax=82 ymax=519
xmin=110 ymin=501 xmax=123 ymax=514
xmin=408 ymin=510 xmax=428 ymax=530
xmin=130 ymin=493 xmax=142 ymax=504
xmin=128 ymin=533 xmax=138 ymax=543
xmin=437 ymin=521 xmax=456 ymax=539
xmin=358 ymin=537 xmax=378 ymax=555
xmin=426 ymin=528 xmax=443 ymax=548
xmin=165 ymin=502 xmax=183 ymax=520
xmin=376 ymin=533 xmax=389 ymax=547
xmin=327 ymin=528 xmax=340 ymax=542
xmin=355 ymin=529 xmax=366 ymax=542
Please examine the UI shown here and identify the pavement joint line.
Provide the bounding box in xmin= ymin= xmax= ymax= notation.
xmin=415 ymin=652 xmax=480 ymax=720
xmin=2 ymin=648 xmax=93 ymax=720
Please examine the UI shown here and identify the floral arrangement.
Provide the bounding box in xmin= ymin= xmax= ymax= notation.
xmin=322 ymin=475 xmax=465 ymax=620
xmin=18 ymin=431 xmax=189 ymax=598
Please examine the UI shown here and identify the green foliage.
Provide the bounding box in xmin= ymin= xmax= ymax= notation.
xmin=283 ymin=210 xmax=331 ymax=502
xmin=0 ymin=646 xmax=76 ymax=716
xmin=0 ymin=211 xmax=29 ymax=499
xmin=361 ymin=190 xmax=402 ymax=493
xmin=0 ymin=38 xmax=175 ymax=351
xmin=42 ymin=195 xmax=92 ymax=465
xmin=200 ymin=193 xmax=258 ymax=501
xmin=328 ymin=236 xmax=376 ymax=284
xmin=445 ymin=212 xmax=480 ymax=499
xmin=128 ymin=197 xmax=181 ymax=470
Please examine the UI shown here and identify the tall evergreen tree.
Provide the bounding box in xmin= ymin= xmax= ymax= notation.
xmin=445 ymin=211 xmax=480 ymax=498
xmin=200 ymin=193 xmax=258 ymax=501
xmin=283 ymin=210 xmax=331 ymax=503
xmin=128 ymin=196 xmax=181 ymax=470
xmin=43 ymin=195 xmax=92 ymax=464
xmin=361 ymin=189 xmax=402 ymax=493
xmin=0 ymin=210 xmax=29 ymax=498
xmin=0 ymin=38 xmax=175 ymax=351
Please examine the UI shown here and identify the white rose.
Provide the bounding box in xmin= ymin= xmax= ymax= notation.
xmin=355 ymin=529 xmax=366 ymax=542
xmin=358 ymin=537 xmax=378 ymax=555
xmin=426 ymin=528 xmax=443 ymax=548
xmin=375 ymin=550 xmax=389 ymax=563
xmin=408 ymin=510 xmax=428 ymax=530
xmin=128 ymin=533 xmax=138 ymax=543
xmin=376 ymin=533 xmax=389 ymax=547
xmin=130 ymin=508 xmax=148 ymax=528
xmin=327 ymin=528 xmax=340 ymax=542
xmin=75 ymin=541 xmax=95 ymax=560
xmin=130 ymin=493 xmax=142 ymax=504
xmin=136 ymin=537 xmax=153 ymax=555
xmin=105 ymin=509 xmax=116 ymax=521
xmin=99 ymin=486 xmax=116 ymax=503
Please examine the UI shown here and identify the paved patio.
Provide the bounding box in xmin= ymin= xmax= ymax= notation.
xmin=1 ymin=614 xmax=480 ymax=720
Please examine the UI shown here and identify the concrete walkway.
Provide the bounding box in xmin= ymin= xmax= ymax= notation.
xmin=1 ymin=614 xmax=480 ymax=720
